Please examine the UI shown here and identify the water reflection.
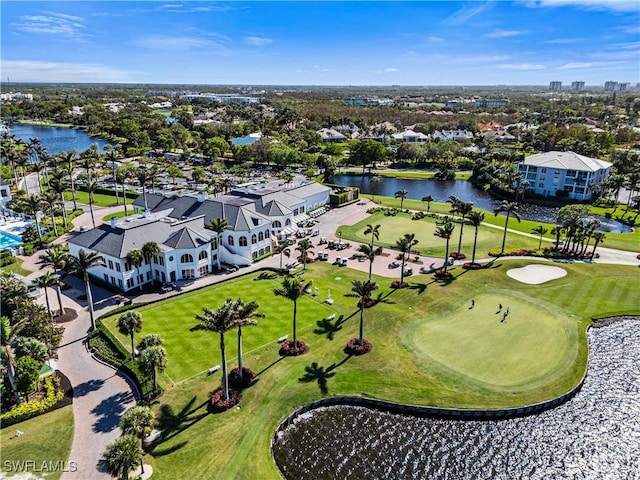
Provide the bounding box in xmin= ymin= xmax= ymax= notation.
xmin=273 ymin=319 xmax=640 ymax=480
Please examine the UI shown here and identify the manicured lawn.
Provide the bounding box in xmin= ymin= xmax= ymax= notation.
xmin=0 ymin=258 xmax=33 ymax=276
xmin=339 ymin=210 xmax=540 ymax=257
xmin=0 ymin=406 xmax=74 ymax=480
xmin=64 ymin=190 xmax=133 ymax=207
xmin=96 ymin=260 xmax=640 ymax=480
xmin=102 ymin=210 xmax=129 ymax=221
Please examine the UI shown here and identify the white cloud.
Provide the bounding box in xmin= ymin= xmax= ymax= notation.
xmin=486 ymin=30 xmax=527 ymax=38
xmin=557 ymin=62 xmax=594 ymax=69
xmin=500 ymin=63 xmax=546 ymax=70
xmin=130 ymin=35 xmax=216 ymax=52
xmin=13 ymin=12 xmax=87 ymax=40
xmin=1 ymin=60 xmax=138 ymax=83
xmin=443 ymin=2 xmax=493 ymax=26
xmin=452 ymin=55 xmax=511 ymax=64
xmin=544 ymin=37 xmax=583 ymax=44
xmin=370 ymin=67 xmax=400 ymax=74
xmin=526 ymin=0 xmax=639 ymax=12
xmin=426 ymin=36 xmax=445 ymax=42
xmin=243 ymin=36 xmax=273 ymax=47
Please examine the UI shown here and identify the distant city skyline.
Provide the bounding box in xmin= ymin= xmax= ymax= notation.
xmin=1 ymin=1 xmax=639 ymax=86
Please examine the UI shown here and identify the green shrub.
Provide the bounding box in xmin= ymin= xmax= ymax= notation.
xmin=15 ymin=356 xmax=41 ymax=399
xmin=0 ymin=376 xmax=64 ymax=427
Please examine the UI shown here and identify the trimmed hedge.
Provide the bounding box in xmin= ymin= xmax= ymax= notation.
xmin=0 ymin=376 xmax=64 ymax=427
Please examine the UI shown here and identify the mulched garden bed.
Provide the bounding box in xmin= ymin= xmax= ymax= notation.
xmin=450 ymin=252 xmax=466 ymax=260
xmin=390 ymin=281 xmax=409 ymax=289
xmin=54 ymin=308 xmax=78 ymax=324
xmin=462 ymin=262 xmax=482 ymax=270
xmin=228 ymin=367 xmax=255 ymax=389
xmin=434 ymin=269 xmax=453 ymax=279
xmin=344 ymin=338 xmax=372 ymax=356
xmin=209 ymin=388 xmax=241 ymax=413
xmin=279 ymin=339 xmax=309 ymax=356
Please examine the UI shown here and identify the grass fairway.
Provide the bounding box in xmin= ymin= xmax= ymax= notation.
xmin=0 ymin=406 xmax=74 ymax=480
xmin=64 ymin=190 xmax=133 ymax=207
xmin=408 ymin=292 xmax=571 ymax=388
xmin=98 ymin=261 xmax=639 ymax=480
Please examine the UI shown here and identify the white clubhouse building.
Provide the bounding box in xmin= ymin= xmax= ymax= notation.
xmin=517 ymin=151 xmax=612 ymax=201
xmin=68 ymin=181 xmax=330 ymax=292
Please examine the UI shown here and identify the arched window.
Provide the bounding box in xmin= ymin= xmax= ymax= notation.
xmin=252 ymin=251 xmax=258 ymax=259
xmin=180 ymin=253 xmax=193 ymax=263
xmin=258 ymin=232 xmax=264 ymax=241
xmin=272 ymin=220 xmax=281 ymax=228
xmin=265 ymin=229 xmax=270 ymax=237
xmin=239 ymin=236 xmax=248 ymax=247
xmin=265 ymin=245 xmax=271 ymax=253
xmin=198 ymin=250 xmax=208 ymax=260
xmin=228 ymin=235 xmax=234 ymax=246
xmin=251 ymin=234 xmax=257 ymax=245
xmin=285 ymin=219 xmax=291 ymax=226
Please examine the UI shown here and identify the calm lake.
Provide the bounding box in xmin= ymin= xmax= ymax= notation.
xmin=8 ymin=124 xmax=109 ymax=154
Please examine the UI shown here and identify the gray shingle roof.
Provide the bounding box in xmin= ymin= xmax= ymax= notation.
xmin=522 ymin=151 xmax=612 ymax=171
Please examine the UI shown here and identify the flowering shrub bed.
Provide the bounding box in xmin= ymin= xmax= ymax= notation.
xmin=390 ymin=281 xmax=409 ymax=289
xmin=462 ymin=262 xmax=482 ymax=270
xmin=228 ymin=367 xmax=255 ymax=389
xmin=344 ymin=338 xmax=372 ymax=356
xmin=450 ymin=252 xmax=466 ymax=260
xmin=0 ymin=376 xmax=64 ymax=427
xmin=279 ymin=339 xmax=309 ymax=356
xmin=434 ymin=269 xmax=453 ymax=279
xmin=358 ymin=298 xmax=377 ymax=308
xmin=210 ymin=388 xmax=241 ymax=412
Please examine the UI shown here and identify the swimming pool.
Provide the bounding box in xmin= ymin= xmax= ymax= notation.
xmin=0 ymin=231 xmax=24 ymax=250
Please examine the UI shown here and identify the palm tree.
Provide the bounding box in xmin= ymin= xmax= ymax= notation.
xmin=136 ymin=167 xmax=151 ymax=211
xmin=434 ymin=219 xmax=455 ymax=272
xmin=39 ymin=246 xmax=69 ymax=315
xmin=208 ymin=218 xmax=228 ymax=271
xmin=193 ymin=301 xmax=236 ymax=401
xmin=581 ymin=219 xmax=600 ymax=256
xmin=363 ymin=223 xmax=380 ymax=248
xmin=610 ymin=174 xmax=626 ymax=211
xmin=22 ymin=194 xmax=44 ymax=244
xmin=393 ymin=233 xmax=418 ymax=286
xmin=40 ymin=190 xmax=60 ymax=237
xmin=493 ymin=201 xmax=521 ymax=254
xmin=467 ymin=210 xmax=485 ymax=265
xmin=358 ymin=243 xmax=382 ymax=281
xmin=349 ymin=279 xmax=378 ymax=347
xmin=119 ymin=406 xmax=155 ymax=475
xmin=115 ymin=166 xmax=131 ymax=216
xmin=625 ymin=172 xmax=640 ymax=211
xmin=229 ymin=298 xmax=264 ymax=382
xmin=395 ymin=189 xmax=408 ymax=210
xmin=117 ymin=311 xmax=143 ymax=361
xmin=421 ymin=195 xmax=434 ymax=214
xmin=273 ymin=276 xmax=312 ymax=351
xmin=126 ymin=249 xmax=144 ymax=291
xmin=32 ymin=271 xmax=60 ymax=319
xmin=591 ymin=232 xmax=606 ymax=257
xmin=85 ymin=178 xmax=99 ymax=228
xmin=14 ymin=146 xmax=30 ymax=194
xmin=48 ymin=167 xmax=69 ymax=228
xmin=138 ymin=345 xmax=166 ymax=393
xmin=274 ymin=243 xmax=291 ymax=269
xmin=370 ymin=176 xmax=380 ymax=202
xmin=104 ymin=144 xmax=122 ymax=204
xmin=531 ymin=225 xmax=549 ymax=250
xmin=68 ymin=249 xmax=104 ymax=330
xmin=296 ymin=238 xmax=314 ymax=270
xmin=137 ymin=334 xmax=163 ymax=352
xmin=448 ymin=196 xmax=473 ymax=257
xmin=141 ymin=242 xmax=160 ymax=286
xmin=551 ymin=225 xmax=564 ymax=250
xmin=61 ymin=151 xmax=78 ymax=211
xmin=1 ymin=316 xmax=21 ymax=404
xmin=103 ymin=435 xmax=142 ymax=480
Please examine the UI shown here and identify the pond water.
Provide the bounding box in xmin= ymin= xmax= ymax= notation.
xmin=332 ymin=174 xmax=632 ymax=233
xmin=272 ymin=319 xmax=640 ymax=480
xmin=7 ymin=124 xmax=109 ymax=154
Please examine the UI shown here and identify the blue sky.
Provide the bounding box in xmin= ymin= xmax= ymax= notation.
xmin=1 ymin=1 xmax=639 ymax=86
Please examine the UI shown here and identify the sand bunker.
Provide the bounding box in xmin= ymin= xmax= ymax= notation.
xmin=507 ymin=265 xmax=567 ymax=284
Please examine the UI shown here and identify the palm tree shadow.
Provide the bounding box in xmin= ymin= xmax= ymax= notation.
xmin=148 ymin=441 xmax=188 ymax=457
xmin=254 ymin=356 xmax=286 ymax=377
xmin=408 ymin=282 xmax=427 ymax=294
xmin=298 ymin=362 xmax=336 ymax=395
xmin=314 ymin=314 xmax=347 ymax=340
xmin=151 ymin=396 xmax=209 ymax=446
xmin=254 ymin=271 xmax=278 ymax=281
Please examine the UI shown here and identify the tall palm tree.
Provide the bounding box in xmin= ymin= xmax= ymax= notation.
xmin=421 ymin=195 xmax=434 ymax=214
xmin=448 ymin=197 xmax=473 ymax=257
xmin=273 ymin=276 xmax=312 ymax=351
xmin=48 ymin=167 xmax=69 ymax=228
xmin=467 ymin=210 xmax=485 ymax=265
xmin=85 ymin=178 xmax=99 ymax=229
xmin=193 ymin=301 xmax=236 ymax=401
xmin=126 ymin=249 xmax=145 ymax=290
xmin=32 ymin=271 xmax=60 ymax=319
xmin=68 ymin=249 xmax=104 ymax=330
xmin=117 ymin=311 xmax=144 ymax=361
xmin=39 ymin=246 xmax=68 ymax=315
xmin=115 ymin=166 xmax=131 ymax=216
xmin=551 ymin=225 xmax=565 ymax=250
xmin=103 ymin=435 xmax=142 ymax=480
xmin=591 ymin=232 xmax=606 ymax=257
xmin=138 ymin=345 xmax=166 ymax=393
xmin=229 ymin=298 xmax=264 ymax=382
xmin=434 ymin=219 xmax=455 ymax=272
xmin=625 ymin=172 xmax=640 ymax=211
xmin=14 ymin=145 xmax=30 ymax=194
xmin=104 ymin=144 xmax=122 ymax=204
xmin=141 ymin=242 xmax=160 ymax=286
xmin=581 ymin=219 xmax=600 ymax=256
xmin=395 ymin=189 xmax=408 ymax=210
xmin=22 ymin=194 xmax=44 ymax=244
xmin=296 ymin=238 xmax=314 ymax=270
xmin=274 ymin=243 xmax=291 ymax=269
xmin=358 ymin=243 xmax=382 ymax=281
xmin=61 ymin=151 xmax=78 ymax=211
xmin=119 ymin=406 xmax=155 ymax=475
xmin=493 ymin=201 xmax=521 ymax=254
xmin=363 ymin=223 xmax=380 ymax=248
xmin=136 ymin=167 xmax=151 ymax=211
xmin=349 ymin=279 xmax=378 ymax=347
xmin=40 ymin=190 xmax=60 ymax=237
xmin=1 ymin=316 xmax=21 ymax=405
xmin=393 ymin=233 xmax=418 ymax=286
xmin=610 ymin=174 xmax=626 ymax=211
xmin=209 ymin=218 xmax=228 ymax=271
xmin=531 ymin=225 xmax=549 ymax=250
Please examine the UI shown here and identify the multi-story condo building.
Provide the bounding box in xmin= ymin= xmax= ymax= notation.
xmin=571 ymin=81 xmax=585 ymax=92
xmin=549 ymin=81 xmax=562 ymax=91
xmin=517 ymin=151 xmax=612 ymax=201
xmin=604 ymin=81 xmax=618 ymax=92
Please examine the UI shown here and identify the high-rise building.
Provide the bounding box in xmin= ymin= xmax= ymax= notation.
xmin=618 ymin=83 xmax=629 ymax=92
xmin=571 ymin=81 xmax=585 ymax=92
xmin=604 ymin=81 xmax=618 ymax=92
xmin=549 ymin=81 xmax=562 ymax=91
